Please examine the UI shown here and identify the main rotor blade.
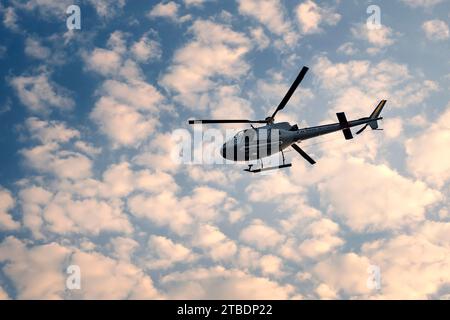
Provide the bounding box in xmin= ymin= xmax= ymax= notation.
xmin=291 ymin=143 xmax=316 ymax=165
xmin=271 ymin=66 xmax=309 ymax=119
xmin=188 ymin=119 xmax=268 ymax=124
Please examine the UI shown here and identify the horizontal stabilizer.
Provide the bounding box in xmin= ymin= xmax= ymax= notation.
xmin=342 ymin=128 xmax=353 ymax=140
xmin=336 ymin=112 xmax=353 ymax=140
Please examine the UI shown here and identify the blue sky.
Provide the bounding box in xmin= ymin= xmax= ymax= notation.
xmin=0 ymin=0 xmax=450 ymax=299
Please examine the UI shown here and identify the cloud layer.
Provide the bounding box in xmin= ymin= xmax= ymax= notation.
xmin=0 ymin=0 xmax=449 ymax=300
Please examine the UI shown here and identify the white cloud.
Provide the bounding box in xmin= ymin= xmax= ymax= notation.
xmin=293 ymin=157 xmax=442 ymax=232
xmin=131 ymin=35 xmax=161 ymax=62
xmin=2 ymin=7 xmax=19 ymax=31
xmin=21 ymin=118 xmax=93 ymax=184
xmin=133 ymin=132 xmax=180 ymax=172
xmin=18 ymin=159 xmax=179 ymax=239
xmin=86 ymin=0 xmax=126 ymax=17
xmin=110 ymin=237 xmax=139 ymax=262
xmin=315 ymin=283 xmax=338 ymax=299
xmin=246 ymin=173 xmax=304 ymax=202
xmin=148 ymin=1 xmax=179 ymax=19
xmin=161 ymin=266 xmax=294 ymax=299
xmin=24 ymin=37 xmax=50 ymax=59
xmin=237 ymin=0 xmax=297 ymax=46
xmin=148 ymin=1 xmax=190 ymax=23
xmin=107 ymin=30 xmax=128 ymax=54
xmin=313 ymin=253 xmax=372 ymax=298
xmin=0 ymin=236 xmax=161 ymax=299
xmin=146 ymin=235 xmax=194 ymax=269
xmin=351 ymin=23 xmax=396 ymax=53
xmin=374 ymin=237 xmax=450 ymax=299
xmin=313 ymin=56 xmax=439 ymax=114
xmin=240 ymin=219 xmax=285 ymax=249
xmin=337 ymin=42 xmax=358 ymax=56
xmin=52 ymin=161 xmax=177 ymax=200
xmin=355 ymin=225 xmax=450 ymax=299
xmin=85 ymin=32 xmax=165 ymax=147
xmin=249 ymin=27 xmax=270 ymax=50
xmin=0 ymin=236 xmax=71 ymax=299
xmin=259 ymin=254 xmax=284 ymax=277
xmin=21 ymin=188 xmax=133 ymax=237
xmin=128 ymin=191 xmax=192 ymax=235
xmin=236 ymin=246 xmax=262 ymax=270
xmin=19 ymin=186 xmax=52 ymax=239
xmin=187 ymin=166 xmax=238 ymax=187
xmin=90 ymin=96 xmax=158 ymax=147
xmin=100 ymin=164 xmax=134 ymax=197
xmin=161 ymin=19 xmax=252 ymax=109
xmin=101 ymin=162 xmax=178 ymax=197
xmin=209 ymin=85 xmax=254 ymax=119
xmin=316 ymin=229 xmax=450 ymax=299
xmin=0 ymin=286 xmax=9 ymax=300
xmin=383 ymin=117 xmax=404 ymax=139
xmin=278 ymin=211 xmax=344 ymax=262
xmin=70 ymin=250 xmax=161 ymax=299
xmin=54 ymin=178 xmax=104 ymax=200
xmin=84 ymin=48 xmax=122 ymax=77
xmin=296 ymin=0 xmax=341 ymax=34
xmin=128 ymin=186 xmax=236 ymax=235
xmin=406 ymin=106 xmax=450 ymax=187
xmin=134 ymin=170 xmax=178 ymax=192
xmin=26 ymin=117 xmax=80 ymax=144
xmin=83 ymin=31 xmax=149 ymax=81
xmin=183 ymin=0 xmax=206 ymax=6
xmin=74 ymin=141 xmax=101 ymax=156
xmin=0 ymin=187 xmax=20 ymax=230
xmin=192 ymin=224 xmax=237 ymax=261
xmin=99 ymin=79 xmax=163 ymax=112
xmin=3 ymin=0 xmax=450 ymax=302
xmin=21 ymin=142 xmax=92 ymax=180
xmin=10 ymin=72 xmax=74 ymax=114
xmin=422 ymin=19 xmax=449 ymax=41
xmin=237 ymin=249 xmax=290 ymax=281
xmin=186 ymin=187 xmax=230 ymax=220
xmin=11 ymin=0 xmax=71 ymax=17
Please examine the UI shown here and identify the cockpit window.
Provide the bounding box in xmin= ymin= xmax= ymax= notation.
xmin=235 ymin=130 xmax=245 ymax=143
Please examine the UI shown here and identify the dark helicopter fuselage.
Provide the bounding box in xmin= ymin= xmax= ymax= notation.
xmin=221 ymin=117 xmax=379 ymax=161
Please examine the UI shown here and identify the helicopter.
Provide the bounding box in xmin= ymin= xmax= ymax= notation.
xmin=188 ymin=66 xmax=386 ymax=173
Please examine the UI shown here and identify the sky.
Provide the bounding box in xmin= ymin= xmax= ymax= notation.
xmin=0 ymin=0 xmax=450 ymax=300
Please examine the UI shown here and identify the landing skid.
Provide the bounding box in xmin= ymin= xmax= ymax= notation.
xmin=244 ymin=150 xmax=291 ymax=173
xmin=244 ymin=163 xmax=292 ymax=173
